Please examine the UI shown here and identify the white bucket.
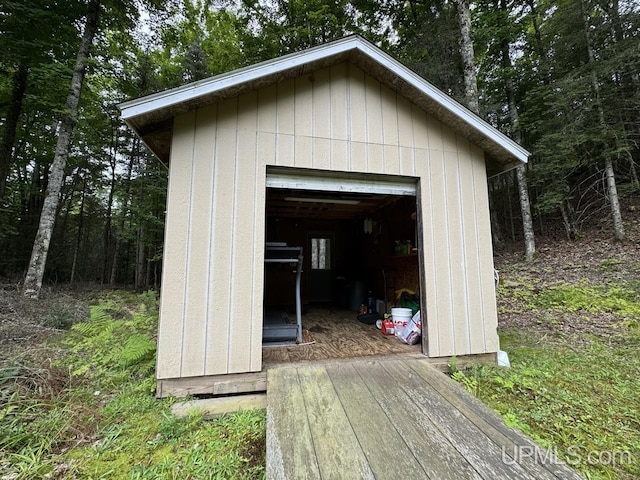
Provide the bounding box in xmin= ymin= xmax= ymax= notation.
xmin=391 ymin=307 xmax=412 ymax=337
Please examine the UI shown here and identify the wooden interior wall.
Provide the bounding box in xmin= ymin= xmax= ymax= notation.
xmin=156 ymin=61 xmax=499 ymax=383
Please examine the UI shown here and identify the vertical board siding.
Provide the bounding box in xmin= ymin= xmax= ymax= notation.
xmin=381 ymin=86 xmax=400 ymax=175
xmin=414 ymin=150 xmax=438 ymax=357
xmin=348 ymin=66 xmax=367 ymax=145
xmin=399 ymin=146 xmax=415 ymax=177
xmin=381 ymin=86 xmax=399 ymax=146
xmin=472 ymin=146 xmax=500 ymax=353
xmin=365 ymin=75 xmax=383 ymax=145
xmin=313 ymin=68 xmax=332 ymax=139
xmin=412 ymin=106 xmax=430 ymax=150
xmin=313 ymin=67 xmax=332 ymax=171
xmin=383 ymin=145 xmax=400 ymax=175
xmin=294 ymin=76 xmax=313 ymax=168
xmin=276 ymin=79 xmax=295 ymax=135
xmin=257 ymin=84 xmax=277 ymax=133
xmin=157 ymin=111 xmax=195 ymax=379
xmin=251 ymin=162 xmax=267 ymax=371
xmin=427 ymin=151 xmax=455 ymax=356
xmin=457 ymin=136 xmax=488 ymax=354
xmin=228 ymin=91 xmax=259 ymax=373
xmin=329 ymin=63 xmax=349 ymax=143
xmin=368 ymin=144 xmax=384 ymax=174
xmin=332 ymin=139 xmax=349 ymax=172
xmin=314 ymin=138 xmax=332 ymax=171
xmin=158 ymin=62 xmax=500 ymax=380
xmin=444 ymin=151 xmax=470 ymax=355
xmin=205 ymin=98 xmax=237 ymax=375
xmin=276 ymin=79 xmax=295 ymax=168
xmin=181 ymin=105 xmax=216 ymax=377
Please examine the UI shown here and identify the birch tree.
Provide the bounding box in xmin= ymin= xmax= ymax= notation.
xmin=498 ymin=0 xmax=536 ymax=259
xmin=453 ymin=0 xmax=480 ymax=115
xmin=23 ymin=0 xmax=101 ymax=298
xmin=453 ymin=0 xmax=506 ymax=249
xmin=581 ymin=0 xmax=624 ymax=240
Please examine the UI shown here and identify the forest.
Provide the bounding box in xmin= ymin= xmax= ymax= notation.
xmin=1 ymin=0 xmax=639 ymax=294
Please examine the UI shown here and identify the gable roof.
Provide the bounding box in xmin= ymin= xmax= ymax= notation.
xmin=119 ymin=35 xmax=528 ymax=176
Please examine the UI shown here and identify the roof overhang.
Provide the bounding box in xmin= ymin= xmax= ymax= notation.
xmin=118 ymin=35 xmax=529 ymax=177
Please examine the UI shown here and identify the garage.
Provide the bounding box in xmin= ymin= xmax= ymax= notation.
xmin=118 ymin=35 xmax=528 ymax=397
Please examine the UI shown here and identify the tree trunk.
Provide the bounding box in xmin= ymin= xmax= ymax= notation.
xmin=605 ymin=157 xmax=624 ymax=240
xmin=499 ymin=0 xmax=536 ymax=260
xmin=505 ymin=175 xmax=515 ymax=241
xmin=0 ymin=63 xmax=29 ymax=201
xmin=70 ymin=175 xmax=87 ymax=283
xmin=629 ymin=153 xmax=639 ymax=188
xmin=110 ymin=137 xmax=138 ymax=285
xmin=135 ymin=224 xmax=146 ymax=291
xmin=581 ymin=0 xmax=624 ymax=241
xmin=454 ymin=0 xmax=480 ymax=115
xmin=103 ymin=120 xmax=117 ymax=283
xmin=559 ymin=199 xmax=578 ymax=240
xmin=455 ymin=0 xmax=507 ymax=248
xmin=488 ymin=187 xmax=504 ymax=249
xmin=515 ymin=165 xmax=536 ymax=257
xmin=22 ymin=0 xmax=101 ymax=298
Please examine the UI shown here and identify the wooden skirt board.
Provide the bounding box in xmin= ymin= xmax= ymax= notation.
xmin=262 ymin=306 xmax=420 ymax=366
xmin=266 ymin=357 xmax=584 ymax=480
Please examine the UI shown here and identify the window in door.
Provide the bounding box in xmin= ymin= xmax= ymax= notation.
xmin=311 ymin=237 xmax=331 ymax=270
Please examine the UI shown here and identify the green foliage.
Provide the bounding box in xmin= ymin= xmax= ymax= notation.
xmin=64 ymin=297 xmax=157 ymax=384
xmin=239 ymin=0 xmax=361 ymax=62
xmin=0 ymin=291 xmax=266 ymax=479
xmin=119 ymin=334 xmax=156 ymax=368
xmin=451 ymin=369 xmax=479 ymax=396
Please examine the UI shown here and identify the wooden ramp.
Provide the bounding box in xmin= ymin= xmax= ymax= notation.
xmin=266 ymin=357 xmax=583 ymax=480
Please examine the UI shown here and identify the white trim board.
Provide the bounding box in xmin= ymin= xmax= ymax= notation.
xmin=266 ymin=171 xmax=417 ymax=196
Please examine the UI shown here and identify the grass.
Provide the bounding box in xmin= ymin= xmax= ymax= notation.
xmin=474 ymin=332 xmax=639 ymax=479
xmin=452 ymin=276 xmax=640 ymax=480
xmin=0 ymin=290 xmax=266 ymax=479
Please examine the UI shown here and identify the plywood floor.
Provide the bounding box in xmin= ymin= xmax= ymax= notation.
xmin=267 ymin=356 xmax=584 ymax=480
xmin=262 ymin=306 xmax=421 ymax=367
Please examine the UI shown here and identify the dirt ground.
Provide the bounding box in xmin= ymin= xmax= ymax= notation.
xmin=494 ymin=202 xmax=640 ymax=343
xmin=0 ymin=286 xmax=90 ymax=363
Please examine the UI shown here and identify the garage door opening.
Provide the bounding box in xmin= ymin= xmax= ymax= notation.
xmin=262 ymin=169 xmax=424 ymax=365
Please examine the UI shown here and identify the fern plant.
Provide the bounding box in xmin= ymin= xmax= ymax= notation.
xmin=119 ymin=334 xmax=156 ymax=369
xmin=62 ymin=297 xmax=158 ymax=385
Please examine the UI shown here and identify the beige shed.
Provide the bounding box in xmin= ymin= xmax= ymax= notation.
xmin=119 ymin=36 xmax=528 ymax=398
